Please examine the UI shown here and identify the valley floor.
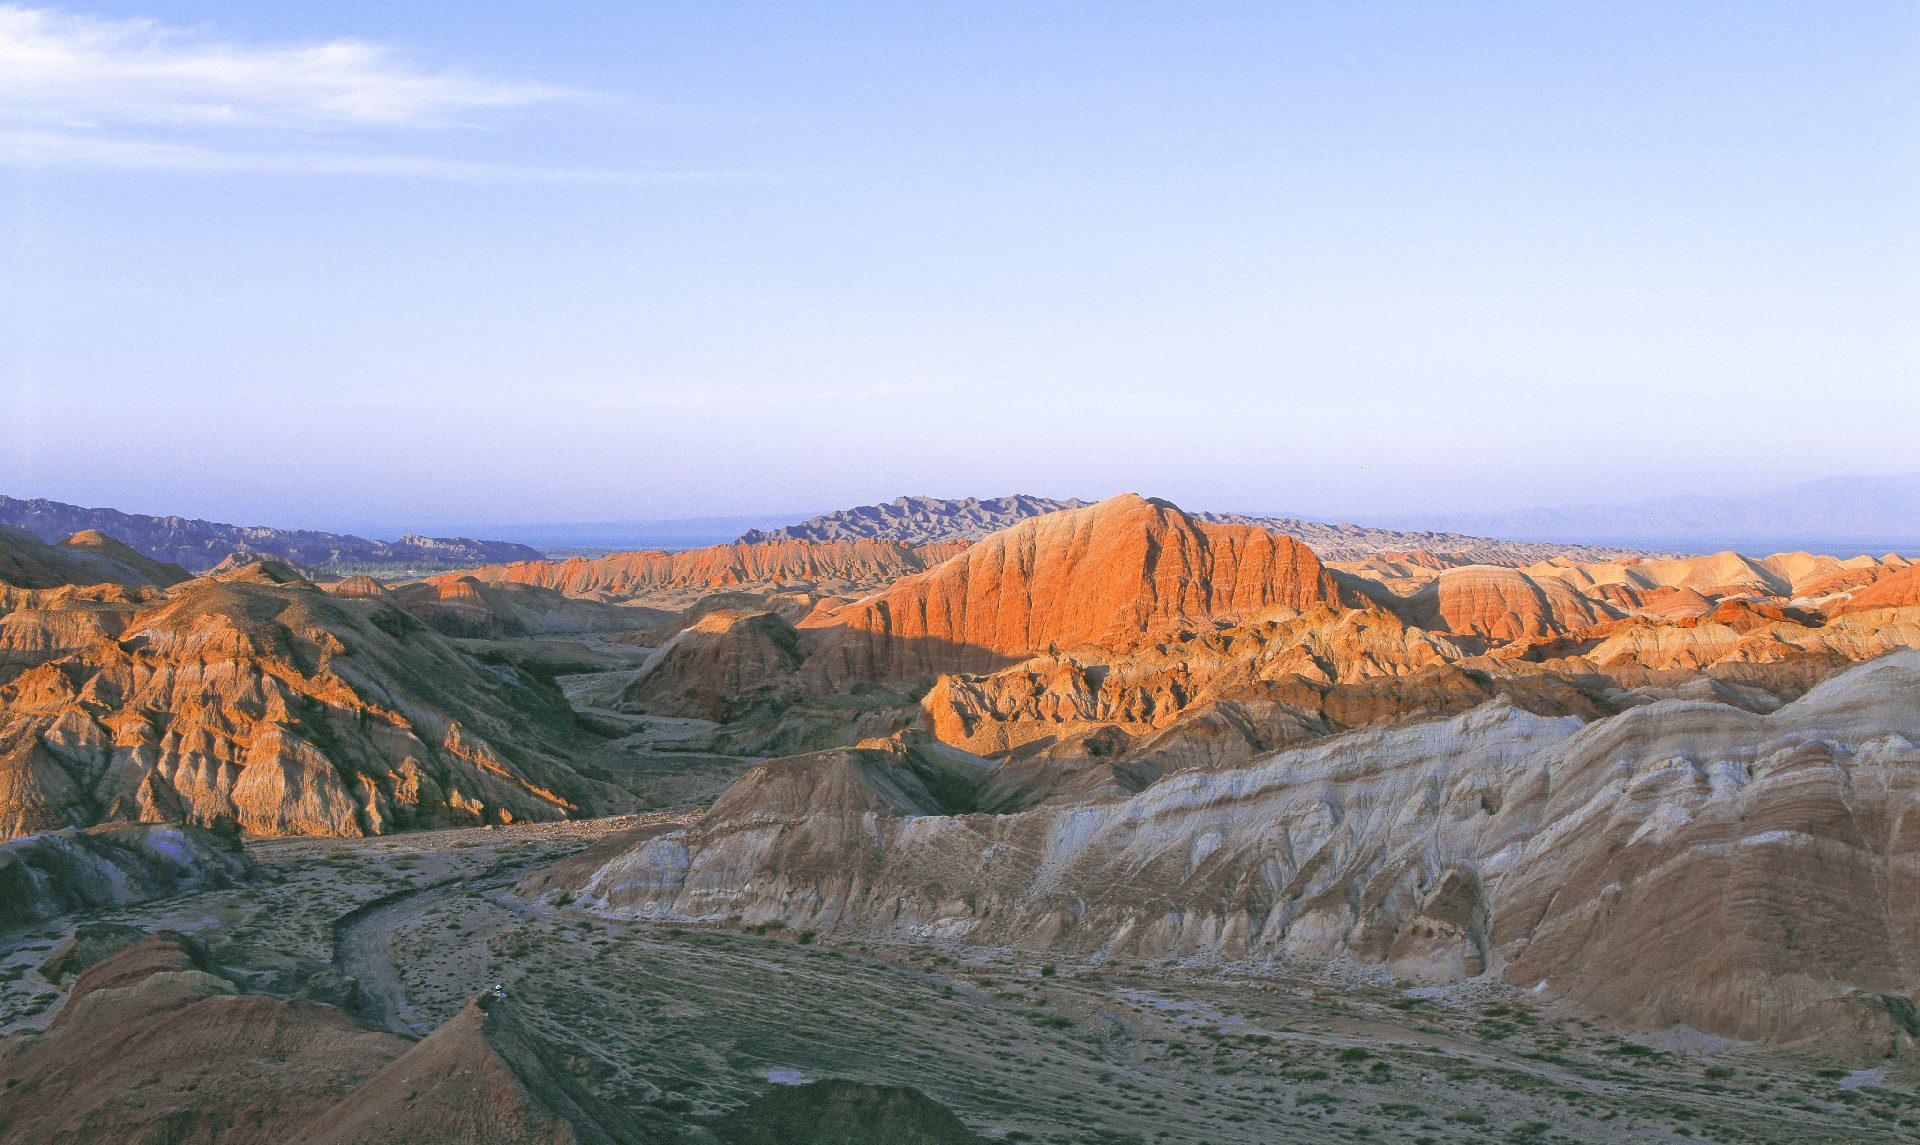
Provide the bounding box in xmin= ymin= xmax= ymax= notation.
xmin=5 ymin=820 xmax=1916 ymax=1143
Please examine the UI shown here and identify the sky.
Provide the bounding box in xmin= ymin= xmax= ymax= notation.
xmin=2 ymin=1 xmax=1917 ymax=536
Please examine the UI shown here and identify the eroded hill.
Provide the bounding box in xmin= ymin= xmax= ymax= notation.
xmin=0 ymin=558 xmax=635 ymax=841
xmin=549 ymin=651 xmax=1920 ymax=1056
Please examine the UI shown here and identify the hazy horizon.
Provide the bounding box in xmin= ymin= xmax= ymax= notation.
xmin=6 ymin=2 xmax=1919 ymax=530
xmin=7 ymin=471 xmax=1919 ymax=561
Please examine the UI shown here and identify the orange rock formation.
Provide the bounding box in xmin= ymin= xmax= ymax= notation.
xmin=798 ymin=494 xmax=1342 ymax=679
xmin=441 ymin=539 xmax=945 ymax=605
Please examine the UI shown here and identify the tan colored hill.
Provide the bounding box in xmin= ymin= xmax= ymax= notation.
xmin=911 ymin=605 xmax=1603 ymax=764
xmin=1407 ymin=564 xmax=1615 ymax=646
xmin=299 ymin=991 xmax=661 ymax=1144
xmin=0 ymin=526 xmax=188 ymax=591
xmin=55 ymin=530 xmax=193 ymax=587
xmin=343 ymin=576 xmax=661 ymax=639
xmin=621 ymin=610 xmax=808 ymax=723
xmin=1524 ymin=550 xmax=1835 ymax=598
xmin=551 ymin=651 xmax=1920 ymax=1054
xmin=0 ymin=935 xmax=406 ymax=1143
xmin=0 ymin=935 xmax=659 ymax=1144
xmin=1828 ymin=561 xmax=1920 ymax=615
xmin=0 ymin=561 xmax=631 ymax=841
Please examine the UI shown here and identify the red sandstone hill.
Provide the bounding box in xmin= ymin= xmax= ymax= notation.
xmin=438 ymin=539 xmax=951 ymax=605
xmin=1830 ymin=561 xmax=1920 ymax=615
xmin=1408 ymin=565 xmax=1618 ymax=646
xmin=796 ymin=494 xmax=1343 ymax=679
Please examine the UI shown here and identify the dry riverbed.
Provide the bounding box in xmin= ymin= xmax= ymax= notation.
xmin=4 ymin=819 xmax=1919 ymax=1142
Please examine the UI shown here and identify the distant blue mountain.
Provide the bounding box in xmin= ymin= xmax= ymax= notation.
xmin=1412 ymin=473 xmax=1920 ymax=555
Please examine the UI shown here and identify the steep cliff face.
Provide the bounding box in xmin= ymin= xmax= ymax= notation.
xmin=0 ymin=565 xmax=626 ymax=840
xmin=798 ymin=495 xmax=1342 ymax=681
xmin=548 ymin=651 xmax=1920 ymax=1054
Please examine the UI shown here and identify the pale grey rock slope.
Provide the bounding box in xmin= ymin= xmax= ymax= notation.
xmin=0 ymin=823 xmax=253 ymax=929
xmin=547 ymin=651 xmax=1920 ymax=1053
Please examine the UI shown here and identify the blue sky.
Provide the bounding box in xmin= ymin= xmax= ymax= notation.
xmin=3 ymin=1 xmax=1916 ymax=534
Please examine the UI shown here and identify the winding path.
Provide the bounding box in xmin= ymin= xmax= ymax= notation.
xmin=330 ymin=855 xmax=572 ymax=1034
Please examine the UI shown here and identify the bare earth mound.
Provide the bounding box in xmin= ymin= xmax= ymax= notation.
xmin=0 ymin=936 xmax=661 ymax=1145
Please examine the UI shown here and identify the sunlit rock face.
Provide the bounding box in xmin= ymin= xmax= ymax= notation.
xmin=1 ymin=562 xmax=625 ymax=841
xmin=796 ymin=494 xmax=1343 ymax=681
xmin=553 ymin=651 xmax=1920 ymax=1054
xmin=436 ymin=537 xmax=948 ymax=606
xmin=606 ymin=495 xmax=1920 ymax=774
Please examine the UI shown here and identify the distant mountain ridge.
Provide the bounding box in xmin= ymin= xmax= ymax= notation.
xmin=740 ymin=494 xmax=1092 ymax=546
xmin=1421 ymin=473 xmax=1920 ymax=552
xmin=0 ymin=495 xmax=545 ymax=574
xmin=740 ymin=493 xmax=1662 ymax=562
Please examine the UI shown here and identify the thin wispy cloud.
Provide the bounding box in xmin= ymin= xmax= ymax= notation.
xmin=0 ymin=5 xmax=569 ymax=128
xmin=0 ymin=129 xmax=748 ymax=184
xmin=0 ymin=5 xmax=737 ymax=183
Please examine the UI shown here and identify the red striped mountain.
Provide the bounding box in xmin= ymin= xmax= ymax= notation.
xmin=796 ymin=494 xmax=1344 ymax=680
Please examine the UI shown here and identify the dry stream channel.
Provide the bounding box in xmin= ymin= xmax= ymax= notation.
xmin=4 ymin=815 xmax=1918 ymax=1143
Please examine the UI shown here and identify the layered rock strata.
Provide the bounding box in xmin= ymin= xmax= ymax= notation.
xmin=0 ymin=561 xmax=625 ymax=840
xmin=551 ymin=652 xmax=1920 ymax=1055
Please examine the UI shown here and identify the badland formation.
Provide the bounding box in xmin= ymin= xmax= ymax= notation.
xmin=5 ymin=490 xmax=1920 ymax=1142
